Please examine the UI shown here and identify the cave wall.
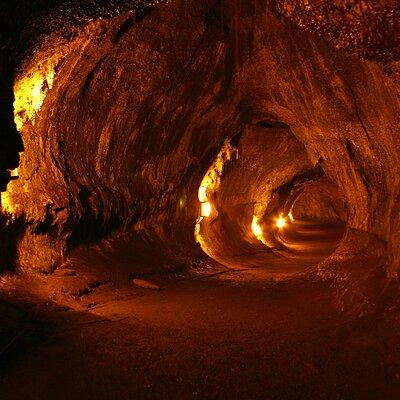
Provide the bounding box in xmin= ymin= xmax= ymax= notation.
xmin=197 ymin=123 xmax=314 ymax=266
xmin=2 ymin=0 xmax=400 ymax=277
xmin=291 ymin=187 xmax=345 ymax=224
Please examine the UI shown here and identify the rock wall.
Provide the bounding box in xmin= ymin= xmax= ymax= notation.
xmin=1 ymin=0 xmax=400 ymax=282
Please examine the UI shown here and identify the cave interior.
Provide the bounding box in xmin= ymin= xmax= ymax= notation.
xmin=1 ymin=1 xmax=400 ymax=399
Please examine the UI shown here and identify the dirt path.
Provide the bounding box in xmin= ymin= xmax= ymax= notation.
xmin=1 ymin=266 xmax=399 ymax=400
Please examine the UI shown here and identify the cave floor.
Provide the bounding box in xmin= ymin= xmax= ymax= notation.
xmin=0 ymin=260 xmax=399 ymax=400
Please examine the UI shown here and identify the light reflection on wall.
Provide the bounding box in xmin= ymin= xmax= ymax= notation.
xmin=251 ymin=215 xmax=263 ymax=239
xmin=1 ymin=190 xmax=14 ymax=214
xmin=195 ymin=139 xmax=238 ymax=249
xmin=14 ymin=62 xmax=56 ymax=130
xmin=8 ymin=56 xmax=59 ymax=216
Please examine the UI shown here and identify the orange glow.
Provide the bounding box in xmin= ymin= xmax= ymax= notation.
xmin=201 ymin=202 xmax=212 ymax=217
xmin=197 ymin=140 xmax=237 ymax=204
xmin=1 ymin=191 xmax=14 ymax=214
xmin=195 ymin=139 xmax=238 ymax=245
xmin=198 ymin=186 xmax=207 ymax=203
xmin=276 ymin=215 xmax=286 ymax=229
xmin=251 ymin=216 xmax=263 ymax=238
xmin=10 ymin=168 xmax=19 ymax=178
xmin=14 ymin=60 xmax=57 ymax=131
xmin=288 ymin=212 xmax=294 ymax=222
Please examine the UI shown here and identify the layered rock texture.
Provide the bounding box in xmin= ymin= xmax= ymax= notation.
xmin=0 ymin=0 xmax=400 ymax=301
xmin=2 ymin=3 xmax=400 ymax=398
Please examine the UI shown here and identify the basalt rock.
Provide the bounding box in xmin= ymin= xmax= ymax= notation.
xmin=0 ymin=0 xmax=400 ymax=291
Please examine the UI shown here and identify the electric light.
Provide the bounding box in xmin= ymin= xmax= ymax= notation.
xmin=201 ymin=201 xmax=212 ymax=217
xmin=288 ymin=212 xmax=294 ymax=222
xmin=198 ymin=185 xmax=207 ymax=202
xmin=195 ymin=139 xmax=238 ymax=244
xmin=276 ymin=215 xmax=286 ymax=229
xmin=251 ymin=216 xmax=263 ymax=237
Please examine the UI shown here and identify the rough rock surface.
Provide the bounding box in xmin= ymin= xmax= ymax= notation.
xmin=276 ymin=0 xmax=400 ymax=62
xmin=0 ymin=0 xmax=399 ymax=303
xmin=1 ymin=1 xmax=400 ymax=399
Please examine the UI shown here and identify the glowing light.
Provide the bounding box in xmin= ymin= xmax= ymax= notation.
xmin=10 ymin=168 xmax=19 ymax=178
xmin=251 ymin=216 xmax=263 ymax=238
xmin=1 ymin=192 xmax=14 ymax=214
xmin=179 ymin=196 xmax=186 ymax=208
xmin=14 ymin=61 xmax=56 ymax=130
xmin=195 ymin=139 xmax=239 ymax=245
xmin=201 ymin=202 xmax=212 ymax=217
xmin=198 ymin=186 xmax=207 ymax=202
xmin=276 ymin=215 xmax=286 ymax=229
xmin=197 ymin=139 xmax=238 ymax=204
xmin=288 ymin=212 xmax=294 ymax=222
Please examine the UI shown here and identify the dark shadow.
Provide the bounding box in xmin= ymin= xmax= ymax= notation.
xmin=0 ymin=213 xmax=26 ymax=273
xmin=0 ymin=47 xmax=24 ymax=191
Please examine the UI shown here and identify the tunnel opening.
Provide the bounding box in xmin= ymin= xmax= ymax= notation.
xmin=275 ymin=181 xmax=347 ymax=261
xmin=194 ymin=121 xmax=348 ymax=274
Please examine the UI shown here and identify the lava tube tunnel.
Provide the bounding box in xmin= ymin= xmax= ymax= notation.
xmin=1 ymin=1 xmax=400 ymax=399
xmin=195 ymin=123 xmax=347 ymax=272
